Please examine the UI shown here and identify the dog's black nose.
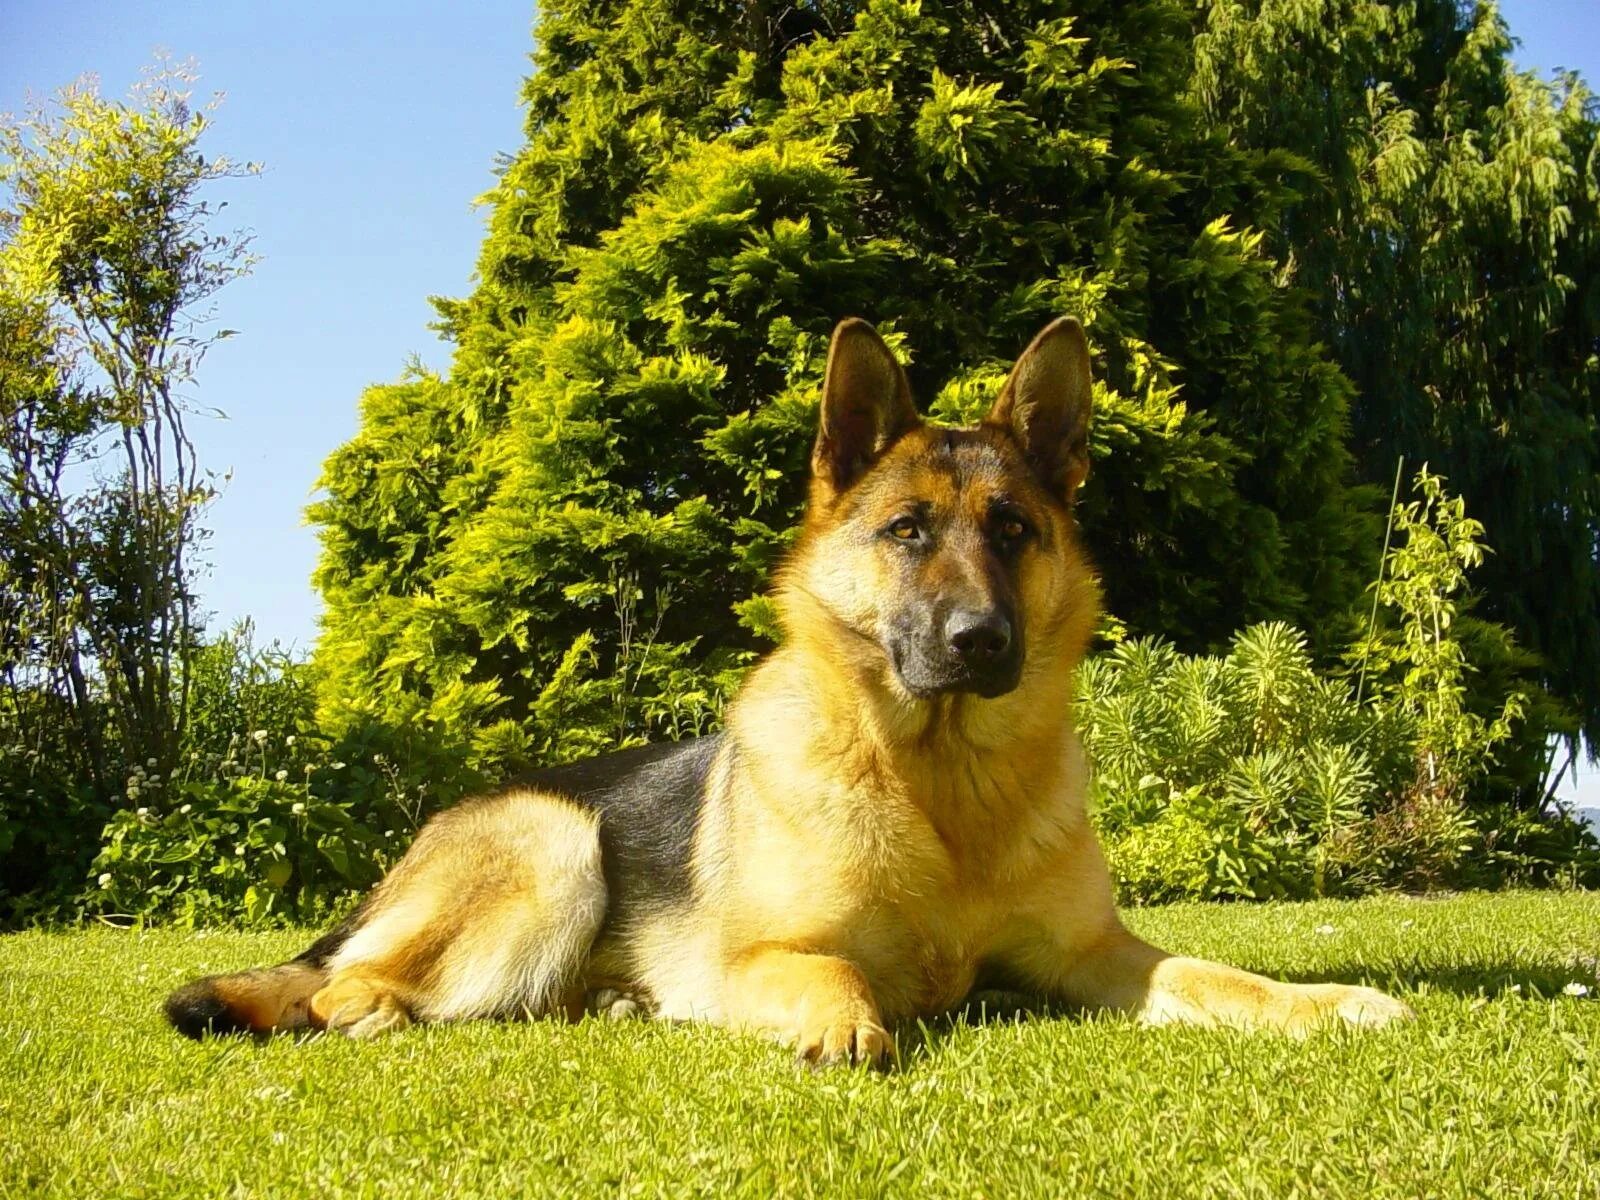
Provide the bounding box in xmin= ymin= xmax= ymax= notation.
xmin=945 ymin=610 xmax=1012 ymax=663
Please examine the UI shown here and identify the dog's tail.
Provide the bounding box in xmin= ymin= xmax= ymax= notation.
xmin=163 ymin=962 xmax=326 ymax=1038
xmin=163 ymin=920 xmax=354 ymax=1039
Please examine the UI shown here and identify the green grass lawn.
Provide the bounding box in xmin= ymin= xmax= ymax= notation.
xmin=3 ymin=892 xmax=1597 ymax=1198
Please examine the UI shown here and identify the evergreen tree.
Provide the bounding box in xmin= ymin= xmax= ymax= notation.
xmin=1191 ymin=0 xmax=1600 ymax=746
xmin=310 ymin=0 xmax=1393 ymax=781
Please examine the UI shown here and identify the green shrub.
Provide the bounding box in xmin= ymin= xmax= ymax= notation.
xmin=1101 ymin=805 xmax=1218 ymax=905
xmin=1083 ymin=468 xmax=1599 ymax=905
xmin=77 ymin=627 xmax=414 ymax=927
xmin=1463 ymin=803 xmax=1600 ymax=891
xmin=1081 ymin=613 xmax=1598 ymax=904
xmin=87 ymin=774 xmax=393 ymax=927
xmin=0 ymin=696 xmax=110 ymax=924
xmin=71 ymin=613 xmax=735 ymax=927
xmin=1081 ymin=623 xmax=1415 ymax=901
xmin=1082 ymin=654 xmax=1597 ymax=902
xmin=73 ymin=610 xmax=737 ymax=927
xmin=181 ymin=624 xmax=317 ymax=772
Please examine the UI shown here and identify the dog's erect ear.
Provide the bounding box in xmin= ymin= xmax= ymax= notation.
xmin=985 ymin=317 xmax=1093 ymax=500
xmin=813 ymin=318 xmax=920 ymax=492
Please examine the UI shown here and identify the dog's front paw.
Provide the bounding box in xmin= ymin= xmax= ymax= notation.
xmin=1287 ymin=983 xmax=1413 ymax=1034
xmin=795 ymin=1018 xmax=893 ymax=1069
xmin=1327 ymin=984 xmax=1413 ymax=1029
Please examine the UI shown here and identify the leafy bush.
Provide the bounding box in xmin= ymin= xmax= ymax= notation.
xmin=1100 ymin=807 xmax=1218 ymax=905
xmin=1082 ymin=622 xmax=1599 ymax=903
xmin=89 ymin=773 xmax=393 ymax=927
xmin=1462 ymin=802 xmax=1600 ymax=891
xmin=181 ymin=627 xmax=317 ymax=773
xmin=1083 ymin=624 xmax=1410 ymax=901
xmin=0 ymin=690 xmax=110 ymax=924
xmin=1085 ymin=470 xmax=1598 ymax=903
xmin=79 ymin=626 xmax=420 ymax=927
xmin=1350 ymin=469 xmax=1527 ymax=804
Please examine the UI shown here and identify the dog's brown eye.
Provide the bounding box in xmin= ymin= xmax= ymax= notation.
xmin=995 ymin=512 xmax=1030 ymax=543
xmin=888 ymin=518 xmax=920 ymax=541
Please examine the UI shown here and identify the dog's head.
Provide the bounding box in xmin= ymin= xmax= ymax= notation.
xmin=781 ymin=317 xmax=1100 ymax=706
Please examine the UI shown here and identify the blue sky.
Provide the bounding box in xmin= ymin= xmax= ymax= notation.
xmin=4 ymin=2 xmax=1598 ymax=806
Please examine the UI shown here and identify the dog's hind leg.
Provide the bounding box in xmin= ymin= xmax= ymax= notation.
xmin=310 ymin=789 xmax=608 ymax=1038
xmin=165 ymin=907 xmax=367 ymax=1039
xmin=310 ymin=968 xmax=414 ymax=1039
xmin=584 ymin=987 xmax=649 ymax=1021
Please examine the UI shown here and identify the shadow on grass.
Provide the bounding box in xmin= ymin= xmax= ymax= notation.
xmin=1277 ymin=957 xmax=1595 ymax=1000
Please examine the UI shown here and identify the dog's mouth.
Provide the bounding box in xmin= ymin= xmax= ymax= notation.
xmin=888 ymin=642 xmax=1024 ymax=701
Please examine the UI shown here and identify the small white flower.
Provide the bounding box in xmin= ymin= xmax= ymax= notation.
xmin=291 ymin=802 xmax=306 ymax=815
xmin=274 ymin=769 xmax=288 ymax=782
xmin=285 ymin=735 xmax=296 ymax=746
xmin=234 ymin=843 xmax=246 ymax=857
xmin=1562 ymin=982 xmax=1591 ymax=998
xmin=136 ymin=807 xmax=149 ymax=816
xmin=1314 ymin=924 xmax=1336 ymax=935
xmin=1507 ymin=983 xmax=1523 ymax=995
xmin=179 ymin=804 xmax=192 ymax=814
xmin=331 ymin=761 xmax=346 ymax=770
xmin=252 ymin=729 xmax=268 ymax=742
xmin=146 ymin=758 xmax=159 ymax=769
xmin=98 ymin=872 xmax=113 ymax=888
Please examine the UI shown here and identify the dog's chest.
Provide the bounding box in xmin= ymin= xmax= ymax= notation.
xmin=841 ymin=790 xmax=1055 ymax=1018
xmin=852 ymin=906 xmax=984 ymax=1018
xmin=850 ymin=867 xmax=1006 ymax=1018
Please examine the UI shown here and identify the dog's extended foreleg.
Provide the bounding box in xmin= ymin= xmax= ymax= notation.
xmin=1042 ymin=925 xmax=1413 ymax=1035
xmin=995 ymin=830 xmax=1411 ymax=1035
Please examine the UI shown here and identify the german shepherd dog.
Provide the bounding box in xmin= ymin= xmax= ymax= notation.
xmin=167 ymin=318 xmax=1410 ymax=1063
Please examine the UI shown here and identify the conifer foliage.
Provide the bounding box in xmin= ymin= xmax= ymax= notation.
xmin=311 ymin=0 xmax=1595 ymax=787
xmin=312 ymin=0 xmax=1377 ymax=780
xmin=1192 ymin=0 xmax=1600 ymax=743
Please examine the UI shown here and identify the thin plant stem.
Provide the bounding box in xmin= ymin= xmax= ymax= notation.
xmin=1356 ymin=456 xmax=1405 ymax=710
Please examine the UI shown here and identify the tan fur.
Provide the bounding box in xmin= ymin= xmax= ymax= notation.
xmin=659 ymin=317 xmax=1408 ymax=1060
xmin=310 ymin=790 xmax=607 ymax=1030
xmin=209 ymin=963 xmax=325 ymax=1031
xmin=168 ymin=316 xmax=1409 ymax=1058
